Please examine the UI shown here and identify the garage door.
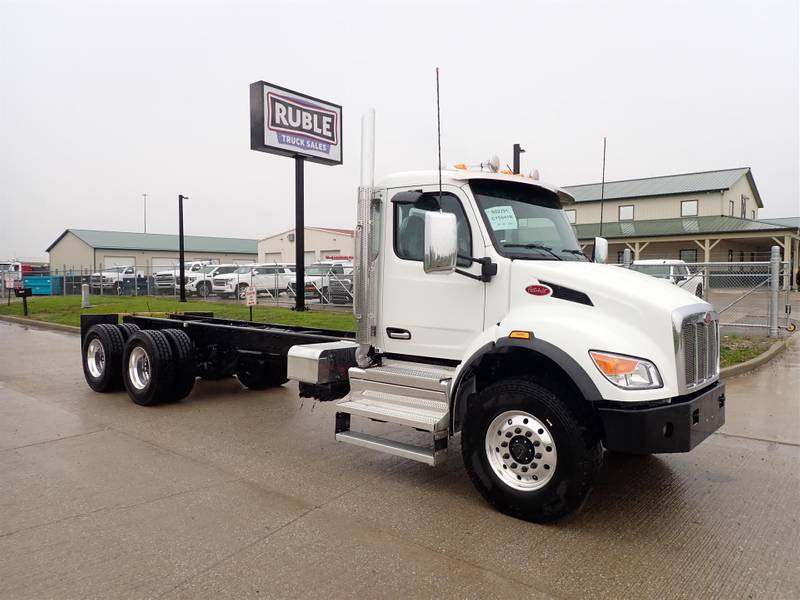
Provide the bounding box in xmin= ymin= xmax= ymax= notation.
xmin=263 ymin=252 xmax=282 ymax=264
xmin=102 ymin=256 xmax=135 ymax=268
xmin=151 ymin=258 xmax=178 ymax=276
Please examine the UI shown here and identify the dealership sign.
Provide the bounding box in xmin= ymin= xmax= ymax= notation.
xmin=250 ymin=81 xmax=342 ymax=166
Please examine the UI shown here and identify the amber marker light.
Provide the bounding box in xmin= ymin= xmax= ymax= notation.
xmin=509 ymin=331 xmax=532 ymax=340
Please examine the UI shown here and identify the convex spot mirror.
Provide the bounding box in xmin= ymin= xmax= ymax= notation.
xmin=592 ymin=237 xmax=608 ymax=264
xmin=423 ymin=211 xmax=458 ymax=274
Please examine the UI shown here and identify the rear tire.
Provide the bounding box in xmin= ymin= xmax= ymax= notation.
xmin=122 ymin=330 xmax=176 ymax=406
xmin=117 ymin=323 xmax=140 ymax=341
xmin=161 ymin=328 xmax=197 ymax=401
xmin=461 ymin=377 xmax=602 ymax=523
xmin=82 ymin=324 xmax=125 ymax=392
xmin=236 ymin=358 xmax=288 ymax=390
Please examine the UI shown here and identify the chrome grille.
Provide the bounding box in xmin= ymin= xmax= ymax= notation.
xmin=680 ymin=313 xmax=719 ymax=388
xmin=212 ymin=278 xmax=229 ymax=287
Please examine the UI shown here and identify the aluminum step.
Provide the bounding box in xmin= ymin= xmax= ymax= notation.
xmin=336 ymin=393 xmax=448 ymax=432
xmin=348 ymin=360 xmax=455 ymax=393
xmin=335 ymin=431 xmax=439 ymax=466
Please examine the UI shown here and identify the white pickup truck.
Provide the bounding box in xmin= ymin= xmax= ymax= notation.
xmin=213 ymin=264 xmax=296 ymax=299
xmin=90 ymin=265 xmax=137 ymax=291
xmin=154 ymin=261 xmax=212 ymax=292
xmin=79 ymin=109 xmax=724 ymax=523
xmin=631 ymin=259 xmax=704 ymax=297
xmin=184 ymin=264 xmax=239 ymax=297
xmin=286 ymin=261 xmax=354 ymax=302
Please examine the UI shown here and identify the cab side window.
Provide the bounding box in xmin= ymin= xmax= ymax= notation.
xmin=394 ymin=192 xmax=472 ymax=267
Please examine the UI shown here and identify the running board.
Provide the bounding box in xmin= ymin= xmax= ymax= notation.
xmin=335 ymin=431 xmax=439 ymax=466
xmin=334 ymin=360 xmax=454 ymax=466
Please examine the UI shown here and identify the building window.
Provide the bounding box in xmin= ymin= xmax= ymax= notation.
xmin=565 ymin=209 xmax=576 ymax=224
xmin=729 ymin=200 xmax=734 ymax=216
xmin=740 ymin=195 xmax=747 ymax=218
xmin=679 ymin=249 xmax=698 ymax=263
xmin=681 ymin=200 xmax=698 ymax=217
xmin=751 ymin=210 xmax=755 ymax=220
xmin=728 ymin=249 xmax=733 ymax=262
xmin=618 ymin=205 xmax=634 ymax=221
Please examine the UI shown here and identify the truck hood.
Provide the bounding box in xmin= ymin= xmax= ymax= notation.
xmin=511 ymin=260 xmax=710 ymax=316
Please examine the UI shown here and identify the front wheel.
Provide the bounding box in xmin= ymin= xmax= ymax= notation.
xmin=461 ymin=377 xmax=602 ymax=523
xmin=237 ymin=283 xmax=249 ymax=300
xmin=197 ymin=281 xmax=212 ymax=298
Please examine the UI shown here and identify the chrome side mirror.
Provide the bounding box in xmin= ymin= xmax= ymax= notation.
xmin=592 ymin=237 xmax=608 ymax=264
xmin=423 ymin=211 xmax=458 ymax=274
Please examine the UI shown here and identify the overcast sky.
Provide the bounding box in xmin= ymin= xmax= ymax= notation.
xmin=1 ymin=0 xmax=798 ymax=261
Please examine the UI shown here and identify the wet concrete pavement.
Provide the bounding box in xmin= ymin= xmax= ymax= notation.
xmin=0 ymin=320 xmax=798 ymax=599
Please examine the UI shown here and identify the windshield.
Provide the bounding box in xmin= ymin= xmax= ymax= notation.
xmin=305 ymin=265 xmax=331 ymax=275
xmin=236 ymin=266 xmax=253 ymax=274
xmin=200 ymin=265 xmax=218 ymax=274
xmin=105 ymin=266 xmax=126 ymax=272
xmin=631 ymin=264 xmax=671 ymax=278
xmin=470 ymin=180 xmax=586 ymax=261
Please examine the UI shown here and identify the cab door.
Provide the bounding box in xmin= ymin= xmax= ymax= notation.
xmin=379 ymin=185 xmax=486 ymax=361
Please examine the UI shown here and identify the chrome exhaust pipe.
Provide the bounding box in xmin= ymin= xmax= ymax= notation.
xmin=354 ymin=109 xmax=376 ymax=368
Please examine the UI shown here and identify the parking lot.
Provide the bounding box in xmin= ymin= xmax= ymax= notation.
xmin=0 ymin=320 xmax=798 ymax=599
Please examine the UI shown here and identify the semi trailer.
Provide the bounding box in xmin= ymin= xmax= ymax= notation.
xmin=79 ymin=110 xmax=725 ymax=522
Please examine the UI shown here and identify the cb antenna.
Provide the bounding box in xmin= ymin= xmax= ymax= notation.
xmin=435 ymin=67 xmax=442 ymax=207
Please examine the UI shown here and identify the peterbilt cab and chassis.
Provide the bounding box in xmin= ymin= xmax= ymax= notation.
xmin=78 ymin=111 xmax=724 ymax=522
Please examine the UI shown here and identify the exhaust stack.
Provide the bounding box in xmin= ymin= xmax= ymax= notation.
xmin=354 ymin=109 xmax=376 ymax=368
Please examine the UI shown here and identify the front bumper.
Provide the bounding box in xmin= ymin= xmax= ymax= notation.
xmin=598 ymin=381 xmax=725 ymax=454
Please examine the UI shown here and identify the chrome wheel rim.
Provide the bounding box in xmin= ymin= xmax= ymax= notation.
xmin=128 ymin=346 xmax=151 ymax=390
xmin=485 ymin=410 xmax=557 ymax=491
xmin=86 ymin=338 xmax=106 ymax=378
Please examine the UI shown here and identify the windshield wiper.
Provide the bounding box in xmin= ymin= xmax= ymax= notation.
xmin=561 ymin=249 xmax=586 ymax=257
xmin=502 ymin=243 xmax=563 ymax=261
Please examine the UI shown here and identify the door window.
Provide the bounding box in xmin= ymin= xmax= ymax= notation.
xmin=394 ymin=192 xmax=472 ymax=266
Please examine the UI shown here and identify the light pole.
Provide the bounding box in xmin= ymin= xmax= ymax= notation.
xmin=178 ymin=194 xmax=188 ymax=302
xmin=513 ymin=144 xmax=525 ymax=174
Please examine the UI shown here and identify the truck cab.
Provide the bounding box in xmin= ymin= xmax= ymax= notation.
xmin=288 ymin=111 xmax=724 ymax=522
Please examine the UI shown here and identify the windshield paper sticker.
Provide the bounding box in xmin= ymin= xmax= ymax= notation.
xmin=485 ymin=206 xmax=518 ymax=231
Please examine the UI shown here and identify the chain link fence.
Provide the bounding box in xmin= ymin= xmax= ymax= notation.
xmin=621 ymin=247 xmax=797 ymax=337
xmin=0 ymin=263 xmax=355 ymax=310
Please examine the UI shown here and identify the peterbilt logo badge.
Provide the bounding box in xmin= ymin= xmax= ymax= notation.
xmin=703 ymin=312 xmax=713 ymax=325
xmin=525 ymin=284 xmax=552 ymax=297
xmin=267 ymin=92 xmax=338 ymax=147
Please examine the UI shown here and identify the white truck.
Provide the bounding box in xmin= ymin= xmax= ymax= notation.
xmin=286 ymin=261 xmax=354 ymax=303
xmin=78 ymin=110 xmax=724 ymax=522
xmin=184 ymin=264 xmax=239 ymax=297
xmin=213 ymin=264 xmax=295 ymax=299
xmin=90 ymin=265 xmax=137 ymax=291
xmin=631 ymin=259 xmax=704 ymax=297
xmin=154 ymin=261 xmax=213 ymax=292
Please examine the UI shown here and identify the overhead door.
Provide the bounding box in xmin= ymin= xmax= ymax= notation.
xmin=102 ymin=256 xmax=135 ymax=268
xmin=151 ymin=258 xmax=178 ymax=276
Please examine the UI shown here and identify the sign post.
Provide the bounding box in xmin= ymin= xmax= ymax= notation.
xmin=245 ymin=286 xmax=257 ymax=321
xmin=250 ymin=81 xmax=342 ymax=311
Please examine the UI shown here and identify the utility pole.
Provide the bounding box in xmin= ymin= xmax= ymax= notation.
xmin=513 ymin=143 xmax=525 ymax=174
xmin=143 ymin=193 xmax=148 ymax=233
xmin=599 ymin=137 xmax=607 ymax=237
xmin=178 ymin=194 xmax=188 ymax=302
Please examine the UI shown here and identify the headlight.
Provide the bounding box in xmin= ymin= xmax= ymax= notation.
xmin=589 ymin=351 xmax=662 ymax=389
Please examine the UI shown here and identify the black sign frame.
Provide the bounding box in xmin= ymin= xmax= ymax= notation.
xmin=249 ymin=81 xmax=343 ymax=166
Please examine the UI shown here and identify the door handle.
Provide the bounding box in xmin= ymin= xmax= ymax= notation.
xmin=386 ymin=327 xmax=411 ymax=340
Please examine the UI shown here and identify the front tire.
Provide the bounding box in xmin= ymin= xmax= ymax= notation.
xmin=237 ymin=283 xmax=249 ymax=300
xmin=461 ymin=377 xmax=601 ymax=523
xmin=197 ymin=281 xmax=211 ymax=298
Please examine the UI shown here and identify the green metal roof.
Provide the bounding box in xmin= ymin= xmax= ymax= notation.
xmin=564 ymin=167 xmax=760 ymax=205
xmin=573 ymin=215 xmax=795 ymax=241
xmin=758 ymin=217 xmax=800 ymax=229
xmin=47 ymin=229 xmax=258 ymax=254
